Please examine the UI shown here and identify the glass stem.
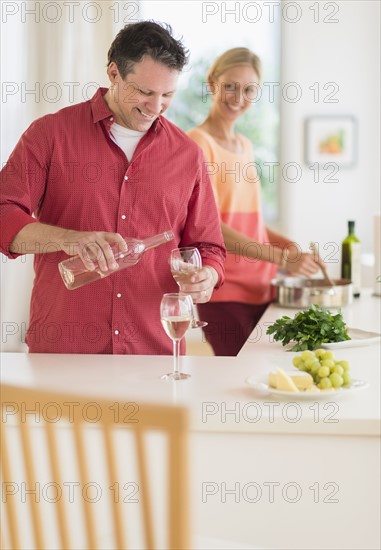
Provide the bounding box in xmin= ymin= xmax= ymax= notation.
xmin=173 ymin=339 xmax=180 ymax=375
xmin=191 ymin=305 xmax=196 ymax=322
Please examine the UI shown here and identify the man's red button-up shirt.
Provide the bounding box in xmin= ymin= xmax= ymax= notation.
xmin=0 ymin=88 xmax=226 ymax=354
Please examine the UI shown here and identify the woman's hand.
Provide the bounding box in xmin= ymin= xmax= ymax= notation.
xmin=282 ymin=251 xmax=326 ymax=277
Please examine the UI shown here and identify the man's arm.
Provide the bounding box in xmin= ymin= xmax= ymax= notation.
xmin=10 ymin=222 xmax=128 ymax=272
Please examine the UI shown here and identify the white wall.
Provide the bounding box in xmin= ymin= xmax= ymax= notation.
xmin=1 ymin=2 xmax=117 ymax=351
xmin=279 ymin=0 xmax=380 ymax=279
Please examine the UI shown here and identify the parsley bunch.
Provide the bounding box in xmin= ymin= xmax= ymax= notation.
xmin=266 ymin=305 xmax=351 ymax=351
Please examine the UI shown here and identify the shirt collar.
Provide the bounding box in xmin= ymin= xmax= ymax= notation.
xmin=90 ymin=88 xmax=114 ymax=124
xmin=90 ymin=87 xmax=165 ymax=133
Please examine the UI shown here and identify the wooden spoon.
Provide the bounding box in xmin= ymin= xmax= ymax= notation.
xmin=309 ymin=242 xmax=336 ymax=288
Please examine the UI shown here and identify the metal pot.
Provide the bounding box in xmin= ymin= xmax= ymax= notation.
xmin=271 ymin=277 xmax=353 ymax=309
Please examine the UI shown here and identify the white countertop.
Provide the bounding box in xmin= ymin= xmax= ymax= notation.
xmin=1 ymin=290 xmax=380 ymax=550
xmin=2 ymin=290 xmax=380 ymax=437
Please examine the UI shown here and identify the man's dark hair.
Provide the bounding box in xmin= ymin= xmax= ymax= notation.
xmin=107 ymin=21 xmax=189 ymax=78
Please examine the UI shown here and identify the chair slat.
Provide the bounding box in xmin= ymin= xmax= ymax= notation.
xmin=103 ymin=425 xmax=128 ymax=549
xmin=73 ymin=422 xmax=97 ymax=550
xmin=19 ymin=419 xmax=45 ymax=549
xmin=45 ymin=421 xmax=71 ymax=549
xmin=168 ymin=425 xmax=189 ymax=550
xmin=135 ymin=429 xmax=155 ymax=550
xmin=1 ymin=421 xmax=21 ymax=550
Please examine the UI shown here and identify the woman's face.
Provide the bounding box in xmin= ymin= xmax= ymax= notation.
xmin=210 ymin=65 xmax=259 ymax=122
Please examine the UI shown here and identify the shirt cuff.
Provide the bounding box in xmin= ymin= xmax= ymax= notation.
xmin=203 ymin=259 xmax=224 ymax=289
xmin=0 ymin=210 xmax=38 ymax=258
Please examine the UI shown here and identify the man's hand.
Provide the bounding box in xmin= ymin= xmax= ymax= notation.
xmin=9 ymin=223 xmax=128 ymax=274
xmin=60 ymin=230 xmax=128 ymax=273
xmin=177 ymin=265 xmax=218 ymax=303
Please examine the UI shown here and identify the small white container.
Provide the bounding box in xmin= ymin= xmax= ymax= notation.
xmin=374 ymin=213 xmax=381 ymax=296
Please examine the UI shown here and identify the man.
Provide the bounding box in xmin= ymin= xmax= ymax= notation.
xmin=0 ymin=21 xmax=226 ymax=354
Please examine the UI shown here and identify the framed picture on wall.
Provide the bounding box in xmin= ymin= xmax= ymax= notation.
xmin=304 ymin=116 xmax=357 ymax=167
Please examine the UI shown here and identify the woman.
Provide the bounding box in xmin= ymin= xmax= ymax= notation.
xmin=188 ymin=47 xmax=324 ymax=356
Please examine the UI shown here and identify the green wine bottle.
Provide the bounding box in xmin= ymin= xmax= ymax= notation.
xmin=341 ymin=220 xmax=361 ymax=297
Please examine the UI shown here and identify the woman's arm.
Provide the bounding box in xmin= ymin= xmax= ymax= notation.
xmin=221 ymin=222 xmax=324 ymax=277
xmin=266 ymin=226 xmax=295 ymax=249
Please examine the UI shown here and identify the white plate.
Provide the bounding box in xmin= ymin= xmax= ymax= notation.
xmin=321 ymin=328 xmax=381 ymax=349
xmin=245 ymin=376 xmax=369 ymax=401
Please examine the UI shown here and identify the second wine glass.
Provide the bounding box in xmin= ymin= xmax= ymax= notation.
xmin=160 ymin=293 xmax=193 ymax=380
xmin=169 ymin=247 xmax=208 ymax=329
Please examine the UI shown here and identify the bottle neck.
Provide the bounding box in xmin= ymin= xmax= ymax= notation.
xmin=142 ymin=230 xmax=175 ymax=251
xmin=348 ymin=221 xmax=355 ymax=235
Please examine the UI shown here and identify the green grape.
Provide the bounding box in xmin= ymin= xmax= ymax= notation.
xmin=319 ymin=377 xmax=332 ymax=390
xmin=321 ymin=359 xmax=335 ymax=369
xmin=314 ymin=375 xmax=321 ymax=384
xmin=322 ymin=351 xmax=335 ymax=361
xmin=303 ymin=357 xmax=318 ymax=371
xmin=301 ymin=350 xmax=314 ymax=361
xmin=332 ymin=365 xmax=344 ymax=376
xmin=343 ymin=372 xmax=351 ymax=386
xmin=309 ymin=360 xmax=321 ymax=374
xmin=339 ymin=360 xmax=350 ymax=372
xmin=292 ymin=356 xmax=303 ymax=368
xmin=329 ymin=373 xmax=344 ymax=388
xmin=315 ymin=349 xmax=325 ymax=358
xmin=318 ymin=366 xmax=330 ymax=378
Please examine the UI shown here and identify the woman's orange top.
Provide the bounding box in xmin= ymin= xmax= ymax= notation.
xmin=188 ymin=127 xmax=277 ymax=304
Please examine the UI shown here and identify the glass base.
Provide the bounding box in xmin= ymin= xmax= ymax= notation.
xmin=160 ymin=372 xmax=191 ymax=380
xmin=191 ymin=320 xmax=208 ymax=329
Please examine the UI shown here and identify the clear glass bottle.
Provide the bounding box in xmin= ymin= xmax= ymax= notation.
xmin=341 ymin=221 xmax=361 ymax=297
xmin=58 ymin=230 xmax=174 ymax=290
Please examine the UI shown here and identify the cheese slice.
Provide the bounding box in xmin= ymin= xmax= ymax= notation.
xmin=305 ymin=385 xmax=321 ymax=392
xmin=275 ymin=368 xmax=299 ymax=392
xmin=269 ymin=370 xmax=314 ymax=390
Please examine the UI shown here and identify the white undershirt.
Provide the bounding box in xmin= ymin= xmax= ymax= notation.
xmin=110 ymin=122 xmax=147 ymax=161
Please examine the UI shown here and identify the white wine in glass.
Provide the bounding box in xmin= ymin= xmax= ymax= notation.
xmin=160 ymin=293 xmax=192 ymax=380
xmin=170 ymin=247 xmax=208 ymax=329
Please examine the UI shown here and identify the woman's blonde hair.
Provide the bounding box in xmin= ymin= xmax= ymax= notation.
xmin=207 ymin=47 xmax=262 ymax=83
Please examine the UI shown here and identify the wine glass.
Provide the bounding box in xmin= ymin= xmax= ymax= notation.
xmin=160 ymin=293 xmax=193 ymax=380
xmin=170 ymin=247 xmax=208 ymax=329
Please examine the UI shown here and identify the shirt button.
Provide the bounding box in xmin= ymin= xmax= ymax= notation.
xmin=114 ymin=330 xmax=119 ymax=335
xmin=121 ymin=214 xmax=126 ymax=220
xmin=116 ymin=293 xmax=122 ymax=298
xmin=110 ymin=117 xmax=114 ymax=122
xmin=124 ymin=176 xmax=128 ymax=181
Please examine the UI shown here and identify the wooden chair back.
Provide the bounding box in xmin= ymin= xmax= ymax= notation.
xmin=1 ymin=384 xmax=189 ymax=549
